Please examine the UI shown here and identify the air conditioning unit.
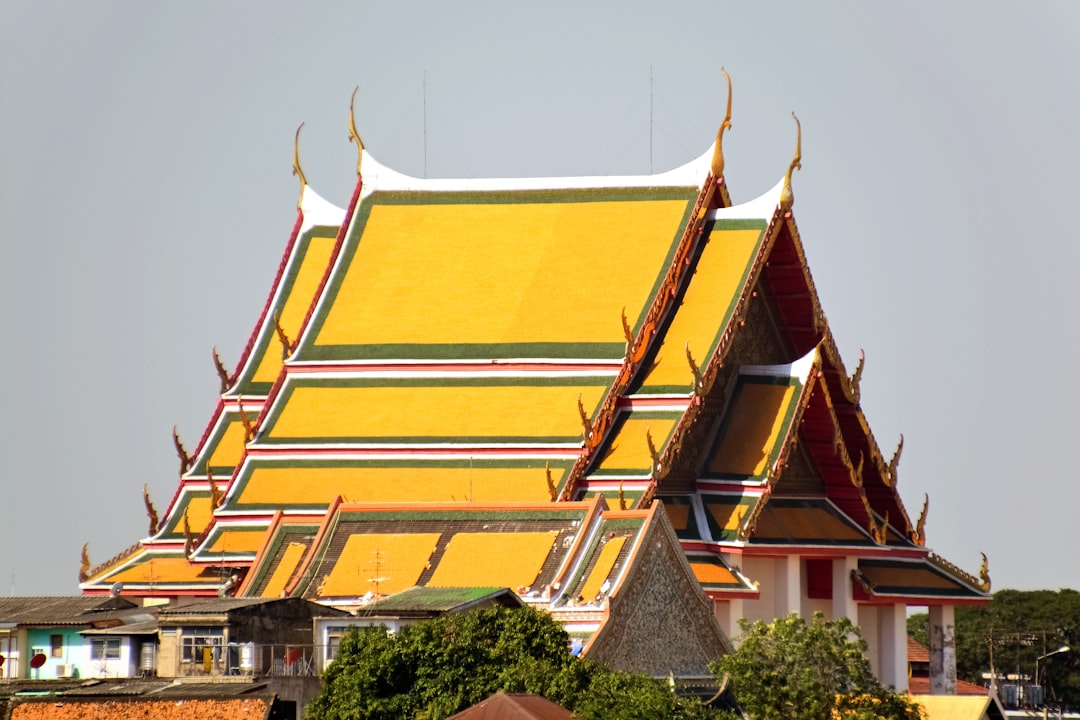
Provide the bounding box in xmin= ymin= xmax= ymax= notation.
xmin=54 ymin=664 xmax=68 ymax=677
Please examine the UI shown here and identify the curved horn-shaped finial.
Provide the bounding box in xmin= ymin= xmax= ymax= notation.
xmin=545 ymin=462 xmax=557 ymax=502
xmin=979 ymin=552 xmax=991 ymax=592
xmin=173 ymin=426 xmax=191 ymax=475
xmin=710 ymin=68 xmax=734 ymax=177
xmin=143 ymin=484 xmax=159 ymax=536
xmin=646 ymin=427 xmax=660 ymax=475
xmin=888 ymin=433 xmax=904 ymax=483
xmin=779 ymin=112 xmax=802 ymax=212
xmin=914 ymin=492 xmax=928 ymax=546
xmin=685 ymin=343 xmax=704 ymax=394
xmin=349 ymin=87 xmax=365 ymax=176
xmin=292 ymin=122 xmax=308 ymax=211
xmin=79 ymin=543 xmax=91 ymax=583
xmin=212 ymin=346 xmax=231 ymax=395
xmin=183 ymin=510 xmax=194 ymax=558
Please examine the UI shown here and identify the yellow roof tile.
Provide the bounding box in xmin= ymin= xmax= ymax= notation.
xmin=641 ymin=225 xmax=766 ymax=391
xmin=264 ymin=381 xmax=607 ymax=443
xmin=318 ymin=533 xmax=439 ymax=597
xmin=307 ymin=191 xmax=695 ymax=358
xmin=232 ymin=464 xmax=556 ymax=508
xmin=708 ymin=380 xmax=798 ymax=477
xmin=580 ymin=536 xmax=626 ymax=600
xmin=428 ymin=531 xmax=557 ymax=589
xmin=261 ymin=541 xmax=309 ymax=598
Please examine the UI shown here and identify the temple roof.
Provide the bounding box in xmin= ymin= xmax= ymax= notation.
xmin=80 ymin=119 xmax=986 ymax=613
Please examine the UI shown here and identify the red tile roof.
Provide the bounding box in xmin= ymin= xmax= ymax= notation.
xmin=10 ymin=697 xmax=274 ymax=720
xmin=446 ymin=693 xmax=576 ymax=720
xmin=908 ymin=636 xmax=930 ymax=662
xmin=908 ymin=677 xmax=989 ymax=696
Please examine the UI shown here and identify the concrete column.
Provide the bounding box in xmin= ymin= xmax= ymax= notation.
xmin=714 ymin=598 xmax=744 ymax=644
xmin=832 ymin=556 xmax=858 ymax=624
xmin=929 ymin=604 xmax=956 ymax=695
xmin=774 ymin=555 xmax=801 ymax=617
xmin=879 ymin=603 xmax=909 ymax=693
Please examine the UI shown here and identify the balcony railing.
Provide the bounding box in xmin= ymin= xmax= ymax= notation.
xmin=176 ymin=644 xmax=330 ymax=678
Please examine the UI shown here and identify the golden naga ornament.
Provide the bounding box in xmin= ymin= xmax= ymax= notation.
xmin=545 ymin=462 xmax=557 ymax=502
xmin=292 ymin=122 xmax=307 ymax=211
xmin=79 ymin=543 xmax=91 ymax=583
xmin=779 ymin=112 xmax=802 ymax=212
xmin=143 ymin=484 xmax=159 ymax=535
xmin=183 ymin=510 xmax=194 ymax=559
xmin=978 ymin=552 xmax=991 ymax=592
xmin=685 ymin=343 xmax=704 ymax=394
xmin=914 ymin=493 xmax=928 ymax=546
xmin=646 ymin=428 xmax=660 ymax=475
xmin=349 ymin=87 xmax=365 ymax=176
xmin=212 ymin=346 xmax=231 ymax=395
xmin=173 ymin=426 xmax=192 ymax=475
xmin=237 ymin=396 xmax=255 ymax=442
xmin=710 ymin=67 xmax=734 ymax=178
xmin=208 ymin=468 xmax=222 ymax=509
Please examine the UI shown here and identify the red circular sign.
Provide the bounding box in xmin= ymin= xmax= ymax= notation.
xmin=30 ymin=653 xmax=47 ymax=669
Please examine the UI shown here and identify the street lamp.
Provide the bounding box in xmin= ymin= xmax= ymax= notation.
xmin=1035 ymin=645 xmax=1070 ymax=688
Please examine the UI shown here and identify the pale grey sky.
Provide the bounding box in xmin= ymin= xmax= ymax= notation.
xmin=2 ymin=2 xmax=1078 ymax=595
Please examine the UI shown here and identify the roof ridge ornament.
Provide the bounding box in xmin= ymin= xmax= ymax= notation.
xmin=979 ymin=552 xmax=991 ymax=592
xmin=212 ymin=346 xmax=231 ymax=395
xmin=545 ymin=462 xmax=557 ymax=502
xmin=710 ymin=68 xmax=733 ymax=178
xmin=685 ymin=343 xmax=704 ymax=394
xmin=173 ymin=426 xmax=192 ymax=475
xmin=779 ymin=112 xmax=802 ymax=212
xmin=914 ymin=493 xmax=929 ymax=546
xmin=708 ymin=68 xmax=734 ymax=179
xmin=207 ymin=468 xmax=222 ymax=509
xmin=143 ymin=484 xmax=159 ymax=536
xmin=183 ymin=510 xmax=194 ymax=558
xmin=292 ymin=122 xmax=307 ymax=211
xmin=79 ymin=543 xmax=91 ymax=583
xmin=349 ymin=87 xmax=365 ymax=176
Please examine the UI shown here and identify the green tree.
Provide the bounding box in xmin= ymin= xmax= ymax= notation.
xmin=306 ymin=605 xmax=730 ymax=720
xmin=908 ymin=589 xmax=1080 ymax=708
xmin=713 ymin=612 xmax=922 ymax=720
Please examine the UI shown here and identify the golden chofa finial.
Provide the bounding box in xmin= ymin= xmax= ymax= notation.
xmin=292 ymin=122 xmax=308 ymax=211
xmin=779 ymin=112 xmax=802 ymax=212
xmin=710 ymin=67 xmax=733 ymax=177
xmin=349 ymin=86 xmax=365 ymax=176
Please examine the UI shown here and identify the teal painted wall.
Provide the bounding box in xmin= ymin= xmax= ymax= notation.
xmin=25 ymin=628 xmax=85 ymax=678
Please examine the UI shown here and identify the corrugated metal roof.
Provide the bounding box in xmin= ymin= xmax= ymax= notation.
xmin=157 ymin=598 xmax=274 ymax=615
xmin=364 ymin=586 xmax=520 ymax=613
xmin=0 ymin=597 xmax=136 ymax=626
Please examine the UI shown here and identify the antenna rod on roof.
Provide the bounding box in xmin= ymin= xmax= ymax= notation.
xmin=423 ymin=70 xmax=428 ymax=178
xmin=649 ymin=65 xmax=654 ymax=174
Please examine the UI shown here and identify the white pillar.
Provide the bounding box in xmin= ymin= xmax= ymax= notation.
xmin=774 ymin=555 xmax=801 ymax=617
xmin=929 ymin=604 xmax=956 ymax=694
xmin=832 ymin=556 xmax=858 ymax=624
xmin=714 ymin=598 xmax=744 ymax=643
xmin=879 ymin=603 xmax=909 ymax=693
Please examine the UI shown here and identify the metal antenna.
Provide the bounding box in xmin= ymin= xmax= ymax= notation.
xmin=649 ymin=66 xmax=654 ymax=174
xmin=423 ymin=70 xmax=428 ymax=178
